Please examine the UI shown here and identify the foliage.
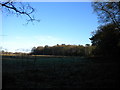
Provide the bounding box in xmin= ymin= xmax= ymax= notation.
xmin=91 ymin=2 xmax=120 ymax=58
xmin=31 ymin=44 xmax=94 ymax=57
xmin=90 ymin=23 xmax=120 ymax=57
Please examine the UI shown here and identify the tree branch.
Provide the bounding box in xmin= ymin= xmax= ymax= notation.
xmin=0 ymin=2 xmax=40 ymax=24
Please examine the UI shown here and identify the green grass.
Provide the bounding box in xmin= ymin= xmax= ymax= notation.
xmin=2 ymin=55 xmax=119 ymax=88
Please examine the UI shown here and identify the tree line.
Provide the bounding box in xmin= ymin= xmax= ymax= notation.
xmin=30 ymin=44 xmax=94 ymax=57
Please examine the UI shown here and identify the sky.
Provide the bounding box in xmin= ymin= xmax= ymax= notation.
xmin=2 ymin=2 xmax=99 ymax=52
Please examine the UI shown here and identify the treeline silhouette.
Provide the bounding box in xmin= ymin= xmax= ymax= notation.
xmin=30 ymin=44 xmax=94 ymax=56
xmin=90 ymin=2 xmax=120 ymax=58
xmin=90 ymin=24 xmax=120 ymax=58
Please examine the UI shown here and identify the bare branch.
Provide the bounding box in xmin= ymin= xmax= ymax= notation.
xmin=1 ymin=1 xmax=40 ymax=24
xmin=92 ymin=2 xmax=120 ymax=29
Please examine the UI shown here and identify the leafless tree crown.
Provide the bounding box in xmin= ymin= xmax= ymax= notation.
xmin=0 ymin=0 xmax=40 ymax=24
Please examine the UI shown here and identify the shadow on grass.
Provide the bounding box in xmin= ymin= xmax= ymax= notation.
xmin=2 ymin=56 xmax=120 ymax=89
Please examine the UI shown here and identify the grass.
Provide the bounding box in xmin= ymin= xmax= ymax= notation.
xmin=2 ymin=55 xmax=119 ymax=88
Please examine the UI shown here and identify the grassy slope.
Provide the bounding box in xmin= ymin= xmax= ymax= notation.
xmin=2 ymin=55 xmax=119 ymax=88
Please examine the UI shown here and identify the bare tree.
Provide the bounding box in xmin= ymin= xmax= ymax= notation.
xmin=0 ymin=0 xmax=40 ymax=24
xmin=92 ymin=2 xmax=120 ymax=29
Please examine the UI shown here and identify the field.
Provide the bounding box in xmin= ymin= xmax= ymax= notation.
xmin=2 ymin=55 xmax=119 ymax=88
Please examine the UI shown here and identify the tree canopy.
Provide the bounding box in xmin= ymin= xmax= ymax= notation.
xmin=90 ymin=2 xmax=120 ymax=57
xmin=92 ymin=2 xmax=120 ymax=29
xmin=30 ymin=44 xmax=94 ymax=57
xmin=90 ymin=23 xmax=120 ymax=57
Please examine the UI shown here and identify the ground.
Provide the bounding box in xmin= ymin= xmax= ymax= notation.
xmin=2 ymin=55 xmax=119 ymax=88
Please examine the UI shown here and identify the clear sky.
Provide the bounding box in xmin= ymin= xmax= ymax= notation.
xmin=2 ymin=2 xmax=99 ymax=52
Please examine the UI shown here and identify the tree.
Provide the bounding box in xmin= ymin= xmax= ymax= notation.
xmin=31 ymin=47 xmax=36 ymax=54
xmin=0 ymin=0 xmax=39 ymax=24
xmin=30 ymin=44 xmax=91 ymax=57
xmin=90 ymin=23 xmax=120 ymax=57
xmin=92 ymin=2 xmax=120 ymax=29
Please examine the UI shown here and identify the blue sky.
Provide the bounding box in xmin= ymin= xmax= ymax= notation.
xmin=2 ymin=2 xmax=99 ymax=52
